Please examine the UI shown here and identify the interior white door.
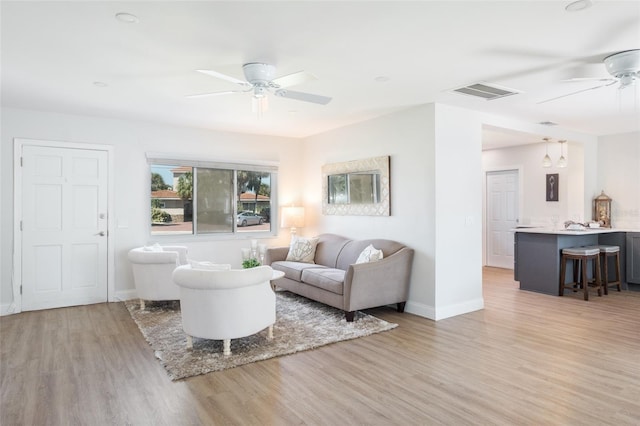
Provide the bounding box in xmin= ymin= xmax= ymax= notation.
xmin=21 ymin=145 xmax=108 ymax=311
xmin=486 ymin=170 xmax=519 ymax=269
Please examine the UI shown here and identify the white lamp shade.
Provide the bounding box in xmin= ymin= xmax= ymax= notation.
xmin=281 ymin=206 xmax=305 ymax=229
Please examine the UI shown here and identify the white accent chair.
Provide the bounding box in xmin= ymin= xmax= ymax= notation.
xmin=172 ymin=264 xmax=276 ymax=356
xmin=127 ymin=245 xmax=188 ymax=309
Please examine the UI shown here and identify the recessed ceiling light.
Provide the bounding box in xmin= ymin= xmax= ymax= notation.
xmin=374 ymin=76 xmax=390 ymax=83
xmin=565 ymin=0 xmax=593 ymax=12
xmin=115 ymin=12 xmax=139 ymax=23
xmin=93 ymin=81 xmax=108 ymax=88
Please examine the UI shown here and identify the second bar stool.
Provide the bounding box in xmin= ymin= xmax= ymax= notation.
xmin=559 ymin=246 xmax=602 ymax=301
xmin=598 ymin=245 xmax=622 ymax=294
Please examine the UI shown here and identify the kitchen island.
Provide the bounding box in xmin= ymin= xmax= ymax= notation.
xmin=514 ymin=228 xmax=629 ymax=295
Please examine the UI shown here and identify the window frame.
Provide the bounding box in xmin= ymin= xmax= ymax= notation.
xmin=147 ymin=154 xmax=278 ymax=240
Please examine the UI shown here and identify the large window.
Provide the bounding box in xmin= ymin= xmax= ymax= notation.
xmin=149 ymin=159 xmax=276 ymax=237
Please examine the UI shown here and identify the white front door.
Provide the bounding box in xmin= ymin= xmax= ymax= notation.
xmin=20 ymin=144 xmax=109 ymax=311
xmin=486 ymin=170 xmax=519 ymax=269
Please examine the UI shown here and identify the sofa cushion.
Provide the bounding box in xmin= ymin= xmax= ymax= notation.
xmin=301 ymin=268 xmax=345 ymax=295
xmin=272 ymin=261 xmax=326 ymax=282
xmin=313 ymin=234 xmax=351 ymax=268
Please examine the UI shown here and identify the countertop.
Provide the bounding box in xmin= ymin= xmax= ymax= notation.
xmin=512 ymin=227 xmax=638 ymax=235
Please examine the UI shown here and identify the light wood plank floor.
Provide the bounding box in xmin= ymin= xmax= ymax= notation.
xmin=2 ymin=267 xmax=639 ymax=425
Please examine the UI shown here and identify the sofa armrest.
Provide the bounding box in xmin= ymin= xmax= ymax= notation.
xmin=343 ymin=247 xmax=414 ymax=311
xmin=264 ymin=246 xmax=289 ymax=265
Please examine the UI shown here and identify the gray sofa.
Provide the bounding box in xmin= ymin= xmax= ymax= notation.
xmin=265 ymin=233 xmax=414 ymax=321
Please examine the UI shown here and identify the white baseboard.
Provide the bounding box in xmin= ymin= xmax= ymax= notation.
xmin=405 ymin=297 xmax=484 ymax=321
xmin=434 ymin=297 xmax=484 ymax=321
xmin=112 ymin=289 xmax=138 ymax=302
xmin=0 ymin=303 xmax=13 ymax=316
xmin=1 ymin=290 xmax=139 ymax=316
xmin=405 ymin=300 xmax=436 ymax=320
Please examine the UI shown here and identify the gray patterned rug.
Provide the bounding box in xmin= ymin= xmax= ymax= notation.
xmin=125 ymin=291 xmax=397 ymax=380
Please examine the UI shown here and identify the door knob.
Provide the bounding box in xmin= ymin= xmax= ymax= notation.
xmin=94 ymin=231 xmax=105 ymax=236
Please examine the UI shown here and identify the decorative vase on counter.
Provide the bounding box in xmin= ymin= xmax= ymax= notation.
xmin=593 ymin=191 xmax=612 ymax=228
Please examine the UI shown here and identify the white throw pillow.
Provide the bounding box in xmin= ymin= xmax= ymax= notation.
xmin=355 ymin=244 xmax=384 ymax=264
xmin=286 ymin=236 xmax=319 ymax=264
xmin=189 ymin=260 xmax=231 ymax=271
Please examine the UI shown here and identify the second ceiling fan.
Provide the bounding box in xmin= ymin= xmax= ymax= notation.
xmin=188 ymin=63 xmax=332 ymax=112
xmin=539 ymin=49 xmax=640 ymax=104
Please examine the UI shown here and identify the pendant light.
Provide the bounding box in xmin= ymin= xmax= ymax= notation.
xmin=542 ymin=137 xmax=552 ymax=167
xmin=557 ymin=140 xmax=567 ymax=168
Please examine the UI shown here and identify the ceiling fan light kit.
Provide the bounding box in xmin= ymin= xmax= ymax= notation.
xmin=604 ymin=49 xmax=640 ymax=88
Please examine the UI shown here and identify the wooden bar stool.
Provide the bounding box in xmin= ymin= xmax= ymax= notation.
xmin=559 ymin=246 xmax=602 ymax=301
xmin=598 ymin=245 xmax=621 ymax=294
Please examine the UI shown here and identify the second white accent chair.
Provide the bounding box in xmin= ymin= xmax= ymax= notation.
xmin=127 ymin=245 xmax=188 ymax=309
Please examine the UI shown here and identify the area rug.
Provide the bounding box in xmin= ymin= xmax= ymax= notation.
xmin=125 ymin=291 xmax=397 ymax=380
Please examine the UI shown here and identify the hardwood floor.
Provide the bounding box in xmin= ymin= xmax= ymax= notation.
xmin=2 ymin=267 xmax=639 ymax=425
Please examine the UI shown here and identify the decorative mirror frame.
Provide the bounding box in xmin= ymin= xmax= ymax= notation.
xmin=322 ymin=155 xmax=390 ymax=216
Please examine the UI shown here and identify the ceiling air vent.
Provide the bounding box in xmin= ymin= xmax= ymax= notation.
xmin=452 ymin=83 xmax=520 ymax=100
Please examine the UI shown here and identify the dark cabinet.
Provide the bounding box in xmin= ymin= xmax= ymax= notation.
xmin=627 ymin=233 xmax=640 ymax=284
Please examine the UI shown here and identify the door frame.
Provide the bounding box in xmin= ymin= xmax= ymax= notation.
xmin=12 ymin=138 xmax=115 ymax=314
xmin=482 ymin=165 xmax=523 ymax=267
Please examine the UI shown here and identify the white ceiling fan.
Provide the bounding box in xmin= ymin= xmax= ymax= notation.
xmin=538 ymin=49 xmax=640 ymax=104
xmin=187 ymin=63 xmax=332 ymax=112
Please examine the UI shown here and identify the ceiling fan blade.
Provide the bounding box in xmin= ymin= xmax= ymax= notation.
xmin=196 ymin=69 xmax=249 ymax=86
xmin=274 ymin=89 xmax=332 ymax=105
xmin=562 ymin=77 xmax=616 ymax=83
xmin=186 ymin=90 xmax=239 ymax=99
xmin=537 ymin=80 xmax=617 ymax=105
xmin=271 ymin=71 xmax=317 ymax=88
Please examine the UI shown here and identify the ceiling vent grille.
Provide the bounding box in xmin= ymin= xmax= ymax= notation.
xmin=452 ymin=83 xmax=520 ymax=100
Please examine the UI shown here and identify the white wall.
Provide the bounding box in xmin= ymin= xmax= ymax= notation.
xmin=303 ymin=104 xmax=484 ymax=320
xmin=0 ymin=107 xmax=303 ymax=311
xmin=483 ymin=142 xmax=587 ymax=227
xmin=303 ymin=105 xmax=438 ymax=312
xmin=597 ymin=131 xmax=640 ymax=229
xmin=433 ymin=104 xmax=483 ymax=318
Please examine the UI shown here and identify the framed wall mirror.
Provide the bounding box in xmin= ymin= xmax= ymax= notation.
xmin=322 ymin=155 xmax=390 ymax=216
